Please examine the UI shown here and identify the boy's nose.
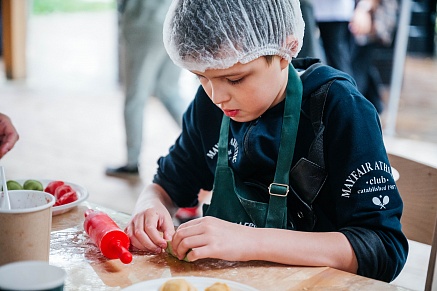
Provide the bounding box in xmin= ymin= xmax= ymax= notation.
xmin=210 ymin=86 xmax=230 ymax=105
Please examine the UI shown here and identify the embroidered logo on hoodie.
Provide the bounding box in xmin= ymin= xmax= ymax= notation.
xmin=341 ymin=160 xmax=397 ymax=207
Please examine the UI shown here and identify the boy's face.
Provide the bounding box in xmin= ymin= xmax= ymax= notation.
xmin=192 ymin=56 xmax=290 ymax=122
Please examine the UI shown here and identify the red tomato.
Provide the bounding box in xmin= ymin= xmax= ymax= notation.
xmin=54 ymin=184 xmax=74 ymax=200
xmin=54 ymin=191 xmax=78 ymax=206
xmin=44 ymin=181 xmax=65 ymax=195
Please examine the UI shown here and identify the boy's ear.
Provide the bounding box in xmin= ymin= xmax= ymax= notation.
xmin=280 ymin=57 xmax=289 ymax=70
xmin=285 ymin=35 xmax=300 ymax=57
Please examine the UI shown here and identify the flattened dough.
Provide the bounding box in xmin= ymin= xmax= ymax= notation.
xmin=165 ymin=240 xmax=191 ymax=262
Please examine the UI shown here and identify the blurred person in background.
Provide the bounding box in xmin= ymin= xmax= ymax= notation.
xmin=312 ymin=0 xmax=398 ymax=113
xmin=106 ymin=0 xmax=190 ymax=177
xmin=0 ymin=113 xmax=19 ymax=159
xmin=297 ymin=0 xmax=324 ymax=59
xmin=349 ymin=0 xmax=398 ymax=113
xmin=312 ymin=0 xmax=356 ymax=76
xmin=107 ymin=0 xmax=198 ymax=223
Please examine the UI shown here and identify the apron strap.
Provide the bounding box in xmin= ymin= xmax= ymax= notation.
xmin=265 ymin=64 xmax=303 ymax=228
xmin=216 ymin=64 xmax=303 ymax=229
xmin=218 ymin=115 xmax=230 ymax=167
xmin=272 ymin=65 xmax=303 ymax=185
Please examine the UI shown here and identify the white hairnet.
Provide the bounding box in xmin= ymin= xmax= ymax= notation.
xmin=163 ymin=0 xmax=305 ymax=72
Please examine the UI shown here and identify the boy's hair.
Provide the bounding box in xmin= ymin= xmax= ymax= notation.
xmin=264 ymin=55 xmax=275 ymax=66
xmin=163 ymin=0 xmax=305 ymax=72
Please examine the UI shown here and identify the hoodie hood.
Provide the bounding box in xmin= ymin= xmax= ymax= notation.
xmin=292 ymin=58 xmax=357 ymax=100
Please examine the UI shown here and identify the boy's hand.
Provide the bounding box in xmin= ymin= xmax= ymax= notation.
xmin=170 ymin=216 xmax=255 ymax=262
xmin=125 ymin=204 xmax=175 ymax=253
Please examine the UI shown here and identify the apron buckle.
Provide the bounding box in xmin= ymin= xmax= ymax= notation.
xmin=268 ymin=183 xmax=289 ymax=197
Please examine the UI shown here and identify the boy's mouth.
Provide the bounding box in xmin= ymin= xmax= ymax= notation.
xmin=223 ymin=109 xmax=239 ymax=117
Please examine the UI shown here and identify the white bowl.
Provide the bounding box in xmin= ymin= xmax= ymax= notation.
xmin=0 ymin=261 xmax=66 ymax=290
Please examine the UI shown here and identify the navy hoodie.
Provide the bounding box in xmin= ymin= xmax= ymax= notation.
xmin=153 ymin=58 xmax=408 ymax=282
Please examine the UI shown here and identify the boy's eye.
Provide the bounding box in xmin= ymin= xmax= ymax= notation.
xmin=227 ymin=78 xmax=243 ymax=85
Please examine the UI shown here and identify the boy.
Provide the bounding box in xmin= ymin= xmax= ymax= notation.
xmin=125 ymin=0 xmax=408 ymax=282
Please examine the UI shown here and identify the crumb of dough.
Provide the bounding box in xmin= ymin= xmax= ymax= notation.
xmin=159 ymin=278 xmax=197 ymax=291
xmin=205 ymin=282 xmax=231 ymax=291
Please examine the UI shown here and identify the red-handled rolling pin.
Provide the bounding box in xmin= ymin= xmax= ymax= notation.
xmin=83 ymin=209 xmax=133 ymax=264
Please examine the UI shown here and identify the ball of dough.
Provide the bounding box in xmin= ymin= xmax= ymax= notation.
xmin=205 ymin=282 xmax=231 ymax=291
xmin=159 ymin=278 xmax=197 ymax=291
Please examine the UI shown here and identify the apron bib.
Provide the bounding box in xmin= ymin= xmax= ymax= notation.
xmin=203 ymin=65 xmax=303 ymax=229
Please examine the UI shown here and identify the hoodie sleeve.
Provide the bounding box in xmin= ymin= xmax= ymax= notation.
xmin=322 ymin=79 xmax=408 ymax=282
xmin=153 ymin=87 xmax=221 ymax=207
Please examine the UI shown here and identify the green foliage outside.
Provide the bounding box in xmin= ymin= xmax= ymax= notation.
xmin=32 ymin=0 xmax=116 ymax=15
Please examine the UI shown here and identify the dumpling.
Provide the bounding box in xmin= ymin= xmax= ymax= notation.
xmin=159 ymin=278 xmax=197 ymax=291
xmin=205 ymin=282 xmax=231 ymax=291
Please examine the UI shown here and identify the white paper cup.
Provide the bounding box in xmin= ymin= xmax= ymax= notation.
xmin=0 ymin=261 xmax=66 ymax=290
xmin=0 ymin=190 xmax=55 ymax=266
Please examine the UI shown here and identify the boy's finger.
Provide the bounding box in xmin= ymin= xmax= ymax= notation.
xmin=144 ymin=214 xmax=170 ymax=249
xmin=161 ymin=218 xmax=176 ymax=242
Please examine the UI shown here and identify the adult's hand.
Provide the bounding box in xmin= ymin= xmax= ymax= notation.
xmin=349 ymin=1 xmax=374 ymax=36
xmin=0 ymin=113 xmax=19 ymax=159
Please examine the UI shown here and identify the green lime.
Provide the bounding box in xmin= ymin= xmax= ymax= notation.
xmin=23 ymin=179 xmax=44 ymax=191
xmin=4 ymin=180 xmax=23 ymax=190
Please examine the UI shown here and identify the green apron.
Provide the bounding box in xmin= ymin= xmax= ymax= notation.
xmin=203 ymin=65 xmax=303 ymax=229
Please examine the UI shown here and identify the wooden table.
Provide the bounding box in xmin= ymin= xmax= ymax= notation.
xmin=50 ymin=202 xmax=410 ymax=290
